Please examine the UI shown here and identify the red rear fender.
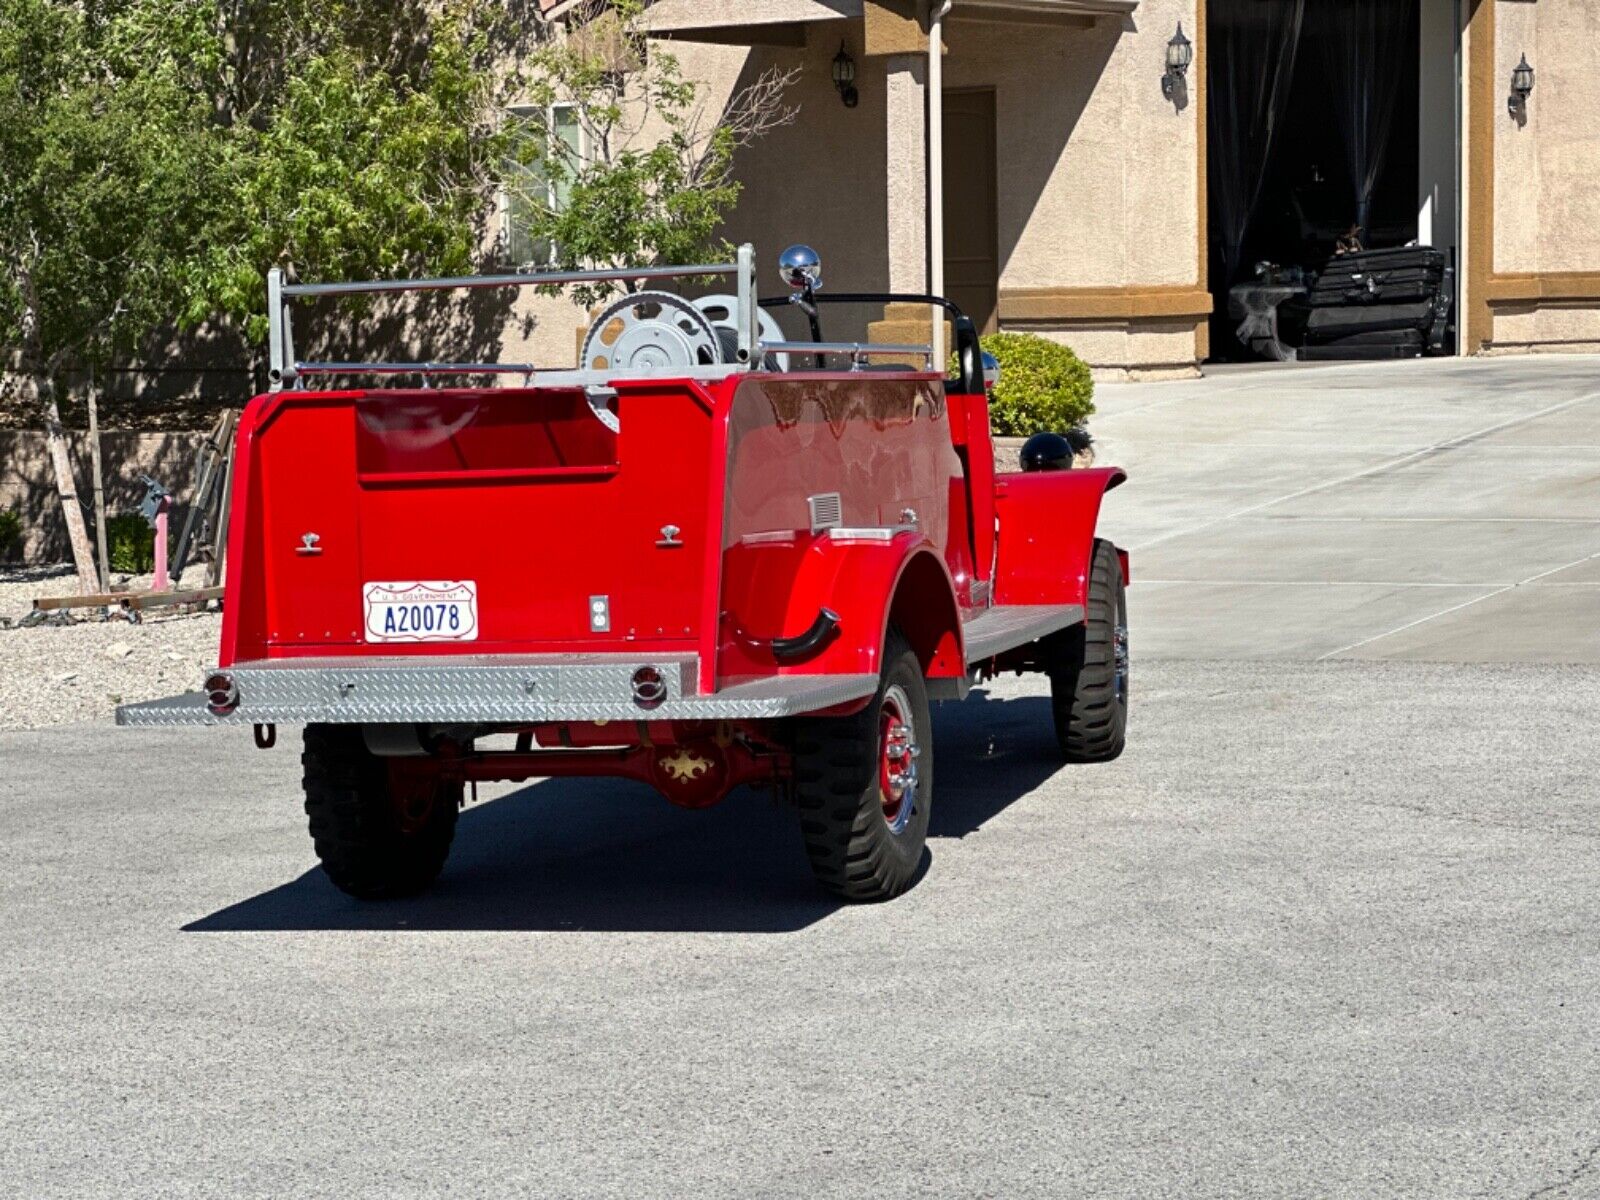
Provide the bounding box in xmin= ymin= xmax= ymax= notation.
xmin=887 ymin=549 xmax=964 ymax=679
xmin=717 ymin=536 xmax=962 ymax=687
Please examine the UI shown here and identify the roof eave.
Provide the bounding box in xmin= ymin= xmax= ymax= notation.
xmin=953 ymin=0 xmax=1138 ymax=17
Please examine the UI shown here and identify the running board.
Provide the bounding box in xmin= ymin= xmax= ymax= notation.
xmin=962 ymin=603 xmax=1085 ymax=663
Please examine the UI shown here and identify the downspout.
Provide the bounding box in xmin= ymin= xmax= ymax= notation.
xmin=1452 ymin=0 xmax=1463 ymax=356
xmin=929 ymin=0 xmax=954 ymax=368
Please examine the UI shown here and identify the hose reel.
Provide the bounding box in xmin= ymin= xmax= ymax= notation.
xmin=692 ymin=295 xmax=789 ymax=371
xmin=579 ymin=291 xmax=790 ymax=375
xmin=577 ymin=290 xmax=788 ymax=432
xmin=581 ymin=292 xmax=723 ymax=374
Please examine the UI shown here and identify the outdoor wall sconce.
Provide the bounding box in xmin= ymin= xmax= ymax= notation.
xmin=833 ymin=42 xmax=859 ymax=108
xmin=1162 ymin=23 xmax=1193 ymax=102
xmin=1508 ymin=53 xmax=1535 ymax=121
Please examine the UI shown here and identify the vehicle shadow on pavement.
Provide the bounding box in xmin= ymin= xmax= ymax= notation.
xmin=183 ymin=689 xmax=1065 ymax=934
xmin=930 ymin=690 xmax=1064 ymax=839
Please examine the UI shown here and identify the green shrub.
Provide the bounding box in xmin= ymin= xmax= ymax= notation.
xmin=106 ymin=513 xmax=155 ymax=575
xmin=0 ymin=508 xmax=21 ymax=561
xmin=972 ymin=331 xmax=1095 ymax=437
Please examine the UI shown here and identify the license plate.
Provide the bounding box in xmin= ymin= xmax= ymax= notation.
xmin=363 ymin=581 xmax=478 ymax=643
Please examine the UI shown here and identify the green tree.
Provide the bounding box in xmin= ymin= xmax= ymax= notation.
xmin=2 ymin=0 xmax=786 ymax=591
xmin=0 ymin=0 xmax=221 ymax=592
xmin=0 ymin=0 xmax=534 ymax=590
xmin=184 ymin=0 xmax=535 ymax=337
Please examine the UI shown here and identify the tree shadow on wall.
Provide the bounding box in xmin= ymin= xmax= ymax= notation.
xmin=291 ymin=283 xmax=539 ymax=385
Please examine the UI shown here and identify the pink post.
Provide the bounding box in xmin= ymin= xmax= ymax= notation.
xmin=152 ymin=499 xmax=171 ymax=591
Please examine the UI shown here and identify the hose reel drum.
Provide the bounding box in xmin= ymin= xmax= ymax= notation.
xmin=580 ymin=291 xmax=788 ymax=374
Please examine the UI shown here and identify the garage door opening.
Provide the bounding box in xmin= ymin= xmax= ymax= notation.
xmin=1206 ymin=0 xmax=1458 ymax=364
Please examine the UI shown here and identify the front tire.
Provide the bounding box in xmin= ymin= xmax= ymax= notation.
xmin=302 ymin=725 xmax=461 ymax=899
xmin=1047 ymin=539 xmax=1128 ymax=762
xmin=792 ymin=631 xmax=933 ymax=902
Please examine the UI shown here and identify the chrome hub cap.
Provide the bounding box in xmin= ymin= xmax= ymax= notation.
xmin=878 ymin=684 xmax=921 ymax=835
xmin=1113 ymin=620 xmax=1129 ymax=702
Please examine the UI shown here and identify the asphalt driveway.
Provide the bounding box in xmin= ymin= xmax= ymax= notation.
xmin=2 ymin=356 xmax=1598 ymax=1198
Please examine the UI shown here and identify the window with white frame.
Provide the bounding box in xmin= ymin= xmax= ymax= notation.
xmin=504 ymin=103 xmax=583 ymax=267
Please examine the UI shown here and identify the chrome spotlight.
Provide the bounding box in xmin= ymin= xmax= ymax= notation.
xmin=778 ymin=245 xmax=822 ymax=293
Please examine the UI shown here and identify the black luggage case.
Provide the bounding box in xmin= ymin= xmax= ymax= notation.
xmin=1308 ymin=329 xmax=1425 ymax=348
xmin=1319 ymin=247 xmax=1447 ymax=277
xmin=1300 ymin=329 xmax=1424 ymax=360
xmin=1309 ymin=266 xmax=1444 ymax=307
xmin=1310 ymin=247 xmax=1445 ymax=308
xmin=1305 ymin=300 xmax=1436 ymax=342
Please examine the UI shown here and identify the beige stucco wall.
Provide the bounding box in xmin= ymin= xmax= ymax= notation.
xmin=1 ymin=431 xmax=210 ymax=562
xmin=944 ymin=0 xmax=1202 ymax=376
xmin=1029 ymin=321 xmax=1195 ymax=379
xmin=496 ymin=289 xmax=597 ymax=369
xmin=943 ymin=1 xmax=1199 ymax=292
xmin=1492 ymin=1 xmax=1600 ymax=274
xmin=494 ymin=25 xmax=882 ymax=366
xmin=1489 ymin=307 xmax=1600 ymax=356
xmin=1489 ymin=0 xmax=1600 ymax=351
xmin=643 ymin=0 xmax=863 ymax=32
xmin=686 ymin=27 xmax=899 ymax=295
xmin=668 ymin=5 xmax=1205 ymax=375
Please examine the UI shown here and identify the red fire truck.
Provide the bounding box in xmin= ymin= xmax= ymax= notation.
xmin=119 ymin=245 xmax=1128 ymax=902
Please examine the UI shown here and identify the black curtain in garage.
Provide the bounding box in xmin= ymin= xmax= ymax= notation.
xmin=1317 ymin=0 xmax=1412 ymax=236
xmin=1206 ymin=0 xmax=1306 ymax=286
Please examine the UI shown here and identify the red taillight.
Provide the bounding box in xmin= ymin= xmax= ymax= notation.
xmin=204 ymin=671 xmax=239 ymax=715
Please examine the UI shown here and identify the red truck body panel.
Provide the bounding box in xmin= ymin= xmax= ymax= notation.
xmin=221 ymin=381 xmax=717 ymax=666
xmin=714 ymin=374 xmax=967 ymax=686
xmin=219 ymin=370 xmax=985 ymax=694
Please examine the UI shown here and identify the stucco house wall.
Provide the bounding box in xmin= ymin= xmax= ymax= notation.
xmin=266 ymin=0 xmax=1600 ymax=376
xmin=943 ymin=0 xmax=1204 ymax=374
xmin=676 ymin=30 xmax=894 ymax=296
xmin=946 ymin=6 xmax=1197 ymax=292
xmin=496 ymin=25 xmax=921 ymax=367
xmin=1466 ymin=0 xmax=1600 ymax=354
xmin=349 ymin=0 xmax=1600 ymax=369
xmin=632 ymin=3 xmax=1206 ymax=377
xmin=1492 ymin=3 xmax=1600 ymax=277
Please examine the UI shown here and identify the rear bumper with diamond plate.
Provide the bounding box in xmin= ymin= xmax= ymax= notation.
xmin=115 ymin=655 xmax=879 ymax=727
xmin=114 ymin=603 xmax=1084 ymax=728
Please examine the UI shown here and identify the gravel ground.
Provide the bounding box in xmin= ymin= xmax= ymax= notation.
xmin=0 ymin=563 xmax=220 ymax=731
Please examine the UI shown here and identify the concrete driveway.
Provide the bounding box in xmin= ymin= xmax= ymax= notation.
xmin=3 ymin=357 xmax=1599 ymax=1198
xmin=1095 ymin=355 xmax=1600 ymax=661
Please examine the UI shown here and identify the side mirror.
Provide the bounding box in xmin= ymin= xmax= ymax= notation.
xmin=779 ymin=244 xmax=822 ymax=293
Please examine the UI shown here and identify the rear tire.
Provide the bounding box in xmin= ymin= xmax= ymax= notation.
xmin=792 ymin=631 xmax=932 ymax=902
xmin=1047 ymin=539 xmax=1128 ymax=762
xmin=302 ymin=725 xmax=461 ymax=899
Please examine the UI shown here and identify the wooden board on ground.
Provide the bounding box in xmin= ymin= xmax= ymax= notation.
xmin=124 ymin=586 xmax=223 ymax=611
xmin=32 ymin=585 xmax=223 ymax=613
